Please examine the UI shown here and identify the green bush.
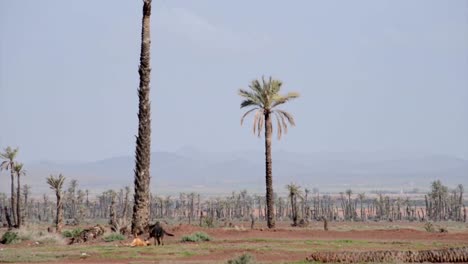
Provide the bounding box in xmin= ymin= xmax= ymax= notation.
xmin=62 ymin=228 xmax=83 ymax=238
xmin=227 ymin=253 xmax=256 ymax=264
xmin=1 ymin=231 xmax=19 ymax=244
xmin=103 ymin=233 xmax=125 ymax=242
xmin=181 ymin=232 xmax=211 ymax=242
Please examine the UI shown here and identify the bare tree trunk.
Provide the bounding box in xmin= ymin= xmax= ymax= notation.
xmin=55 ymin=192 xmax=63 ymax=233
xmin=16 ymin=174 xmax=21 ymax=228
xmin=250 ymin=211 xmax=255 ymax=229
xmin=323 ymin=216 xmax=328 ymax=231
xmin=22 ymin=185 xmax=30 ymax=225
xmin=464 ymin=205 xmax=466 ymax=223
xmin=264 ymin=111 xmax=275 ymax=228
xmin=109 ymin=194 xmax=117 ymax=232
xmin=122 ymin=187 xmax=130 ymax=224
xmin=4 ymin=206 xmax=12 ymax=230
xmin=10 ymin=170 xmax=17 ymax=226
xmin=132 ymin=0 xmax=152 ymax=236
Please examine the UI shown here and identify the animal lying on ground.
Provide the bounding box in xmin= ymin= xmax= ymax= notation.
xmin=121 ymin=237 xmax=151 ymax=247
xmin=147 ymin=221 xmax=174 ymax=246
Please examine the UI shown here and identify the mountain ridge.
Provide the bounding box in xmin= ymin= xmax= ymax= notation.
xmin=2 ymin=150 xmax=467 ymax=196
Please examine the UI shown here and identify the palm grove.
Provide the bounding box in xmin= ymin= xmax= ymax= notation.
xmin=0 ymin=0 xmax=466 ymax=235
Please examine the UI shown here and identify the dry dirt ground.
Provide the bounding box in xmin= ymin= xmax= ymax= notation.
xmin=1 ymin=221 xmax=467 ymax=263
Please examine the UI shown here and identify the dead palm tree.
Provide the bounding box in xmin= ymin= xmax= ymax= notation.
xmin=13 ymin=163 xmax=26 ymax=228
xmin=46 ymin=174 xmax=66 ymax=232
xmin=239 ymin=76 xmax=299 ymax=228
xmin=132 ymin=0 xmax=153 ymax=236
xmin=358 ymin=192 xmax=365 ymax=221
xmin=0 ymin=147 xmax=19 ymax=226
xmin=286 ymin=183 xmax=302 ymax=226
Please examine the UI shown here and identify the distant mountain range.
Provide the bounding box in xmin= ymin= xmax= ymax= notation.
xmin=1 ymin=150 xmax=467 ymax=196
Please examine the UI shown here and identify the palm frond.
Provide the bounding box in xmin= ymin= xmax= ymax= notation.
xmin=239 ymin=89 xmax=263 ymax=108
xmin=274 ymin=111 xmax=290 ymax=140
xmin=286 ymin=183 xmax=303 ymax=197
xmin=238 ymin=89 xmax=258 ymax=101
xmin=240 ymin=99 xmax=259 ymax=108
xmin=285 ymin=91 xmax=300 ymax=99
xmin=274 ymin=112 xmax=283 ymax=140
xmin=248 ymin=79 xmax=263 ymax=96
xmin=270 ymin=79 xmax=283 ymax=95
xmin=13 ymin=163 xmax=26 ymax=177
xmin=271 ymin=92 xmax=300 ymax=108
xmin=0 ymin=147 xmax=19 ymax=161
xmin=240 ymin=108 xmax=259 ymax=126
xmin=0 ymin=160 xmax=10 ymax=170
xmin=46 ymin=174 xmax=66 ymax=191
xmin=276 ymin=110 xmax=296 ymax=126
xmin=276 ymin=111 xmax=288 ymax=134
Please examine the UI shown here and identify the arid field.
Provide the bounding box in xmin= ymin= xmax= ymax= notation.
xmin=2 ymin=1 xmax=468 ymax=264
xmin=1 ymin=221 xmax=467 ymax=264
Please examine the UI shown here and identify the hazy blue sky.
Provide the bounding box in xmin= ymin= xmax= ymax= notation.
xmin=1 ymin=0 xmax=467 ymax=162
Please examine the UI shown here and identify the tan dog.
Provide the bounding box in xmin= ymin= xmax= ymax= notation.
xmin=121 ymin=237 xmax=151 ymax=247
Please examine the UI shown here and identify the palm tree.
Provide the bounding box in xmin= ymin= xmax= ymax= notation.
xmin=0 ymin=146 xmax=19 ymax=227
xmin=239 ymin=76 xmax=299 ymax=228
xmin=22 ymin=184 xmax=31 ymax=223
xmin=304 ymin=188 xmax=310 ymax=220
xmin=13 ymin=163 xmax=26 ymax=228
xmin=345 ymin=189 xmax=353 ymax=220
xmin=286 ymin=183 xmax=302 ymax=226
xmin=358 ymin=192 xmax=365 ymax=221
xmin=132 ymin=0 xmax=153 ymax=236
xmin=46 ymin=174 xmax=66 ymax=232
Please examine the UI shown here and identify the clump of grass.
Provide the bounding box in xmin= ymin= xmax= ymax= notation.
xmin=202 ymin=217 xmax=215 ymax=228
xmin=181 ymin=232 xmax=211 ymax=242
xmin=335 ymin=239 xmax=354 ymax=244
xmin=62 ymin=228 xmax=83 ymax=238
xmin=424 ymin=222 xmax=435 ymax=233
xmin=227 ymin=253 xmax=256 ymax=264
xmin=1 ymin=229 xmax=65 ymax=245
xmin=103 ymin=233 xmax=126 ymax=242
xmin=17 ymin=228 xmax=66 ymax=245
xmin=1 ymin=231 xmax=19 ymax=244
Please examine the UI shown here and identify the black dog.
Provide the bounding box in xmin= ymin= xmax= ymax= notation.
xmin=147 ymin=221 xmax=174 ymax=245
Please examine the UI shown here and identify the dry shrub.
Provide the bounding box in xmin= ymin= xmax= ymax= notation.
xmin=16 ymin=228 xmax=66 ymax=245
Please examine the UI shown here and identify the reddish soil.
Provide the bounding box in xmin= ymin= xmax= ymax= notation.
xmin=5 ymin=223 xmax=468 ymax=264
xmin=171 ymin=224 xmax=468 ymax=242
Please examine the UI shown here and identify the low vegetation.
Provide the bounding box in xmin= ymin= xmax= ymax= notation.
xmin=181 ymin=232 xmax=211 ymax=242
xmin=227 ymin=253 xmax=257 ymax=264
xmin=1 ymin=231 xmax=18 ymax=244
xmin=62 ymin=228 xmax=83 ymax=238
xmin=103 ymin=233 xmax=125 ymax=242
xmin=1 ymin=228 xmax=66 ymax=245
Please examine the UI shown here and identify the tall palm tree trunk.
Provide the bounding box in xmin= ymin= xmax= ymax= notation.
xmin=132 ymin=0 xmax=152 ymax=236
xmin=16 ymin=174 xmax=21 ymax=228
xmin=264 ymin=111 xmax=275 ymax=228
xmin=55 ymin=192 xmax=63 ymax=232
xmin=10 ymin=169 xmax=16 ymax=226
xmin=290 ymin=194 xmax=297 ymax=226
